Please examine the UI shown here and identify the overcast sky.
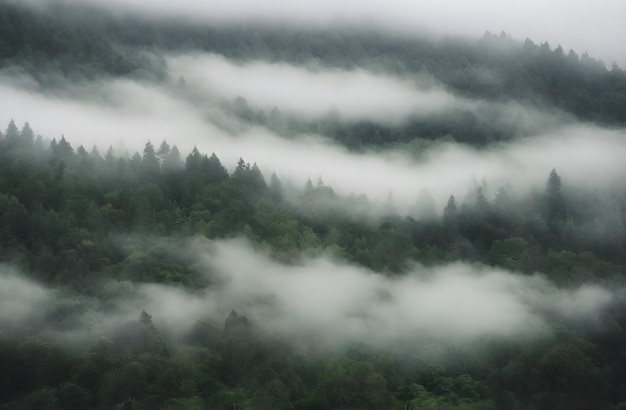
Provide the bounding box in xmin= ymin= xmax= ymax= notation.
xmin=34 ymin=0 xmax=626 ymax=67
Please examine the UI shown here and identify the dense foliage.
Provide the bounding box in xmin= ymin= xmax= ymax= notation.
xmin=0 ymin=120 xmax=625 ymax=409
xmin=2 ymin=2 xmax=626 ymax=409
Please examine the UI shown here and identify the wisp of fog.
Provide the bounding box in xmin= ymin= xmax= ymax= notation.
xmin=167 ymin=53 xmax=464 ymax=123
xmin=0 ymin=266 xmax=51 ymax=333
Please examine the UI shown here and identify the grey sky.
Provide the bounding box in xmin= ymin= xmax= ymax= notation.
xmin=32 ymin=0 xmax=626 ymax=66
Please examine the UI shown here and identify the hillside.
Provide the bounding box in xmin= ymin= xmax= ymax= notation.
xmin=1 ymin=1 xmax=626 ymax=409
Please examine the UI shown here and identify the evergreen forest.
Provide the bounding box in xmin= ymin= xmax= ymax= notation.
xmin=1 ymin=1 xmax=626 ymax=409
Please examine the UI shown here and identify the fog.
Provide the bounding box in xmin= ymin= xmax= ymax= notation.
xmin=17 ymin=0 xmax=626 ymax=67
xmin=0 ymin=239 xmax=615 ymax=354
xmin=0 ymin=266 xmax=50 ymax=334
xmin=0 ymin=75 xmax=210 ymax=155
xmin=192 ymin=238 xmax=612 ymax=350
xmin=168 ymin=53 xmax=466 ymax=123
xmin=2 ymin=65 xmax=625 ymax=218
xmin=167 ymin=53 xmax=569 ymax=131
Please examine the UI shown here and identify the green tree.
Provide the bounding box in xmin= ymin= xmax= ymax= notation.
xmin=444 ymin=195 xmax=458 ymax=226
xmin=157 ymin=140 xmax=171 ymax=163
xmin=142 ymin=141 xmax=161 ymax=175
xmin=544 ymin=168 xmax=567 ymax=230
xmin=4 ymin=119 xmax=19 ymax=143
xmin=163 ymin=145 xmax=183 ymax=170
xmin=204 ymin=153 xmax=229 ymax=184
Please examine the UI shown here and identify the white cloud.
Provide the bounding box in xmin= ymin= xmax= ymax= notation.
xmin=128 ymin=238 xmax=617 ymax=351
xmin=0 ymin=240 xmax=615 ymax=354
xmin=168 ymin=53 xmax=463 ymax=123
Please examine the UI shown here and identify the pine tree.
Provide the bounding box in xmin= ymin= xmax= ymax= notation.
xmin=545 ymin=168 xmax=566 ymax=223
xmin=142 ymin=141 xmax=160 ymax=175
xmin=443 ymin=195 xmax=458 ymax=228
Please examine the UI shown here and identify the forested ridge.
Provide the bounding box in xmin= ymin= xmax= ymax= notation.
xmin=1 ymin=2 xmax=626 ymax=149
xmin=2 ymin=1 xmax=626 ymax=409
xmin=1 ymin=120 xmax=626 ymax=409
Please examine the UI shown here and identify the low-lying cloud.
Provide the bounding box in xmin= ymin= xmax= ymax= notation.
xmin=1 ymin=67 xmax=625 ymax=218
xmin=168 ymin=53 xmax=464 ymax=123
xmin=0 ymin=240 xmax=615 ymax=355
xmin=189 ymin=238 xmax=614 ymax=350
xmin=168 ymin=53 xmax=570 ymax=132
xmin=0 ymin=266 xmax=50 ymax=333
xmin=0 ymin=75 xmax=210 ymax=155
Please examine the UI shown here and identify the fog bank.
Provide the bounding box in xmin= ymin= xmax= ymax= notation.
xmin=1 ymin=68 xmax=625 ymax=217
xmin=0 ymin=239 xmax=615 ymax=354
xmin=168 ymin=53 xmax=465 ymax=123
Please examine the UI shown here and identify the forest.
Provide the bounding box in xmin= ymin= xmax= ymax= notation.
xmin=1 ymin=1 xmax=626 ymax=409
